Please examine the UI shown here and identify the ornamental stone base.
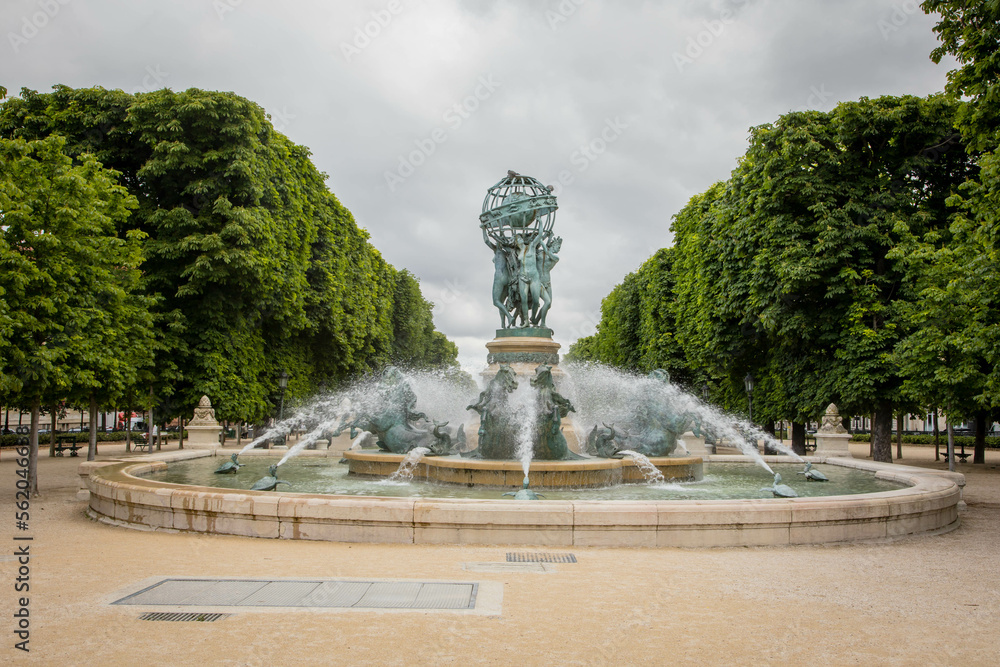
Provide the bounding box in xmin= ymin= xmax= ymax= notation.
xmin=185 ymin=395 xmax=222 ymax=450
xmin=483 ymin=331 xmax=562 ymax=381
xmin=815 ymin=432 xmax=852 ymax=457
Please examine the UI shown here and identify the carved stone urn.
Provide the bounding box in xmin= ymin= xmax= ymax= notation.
xmin=185 ymin=395 xmax=223 ymax=449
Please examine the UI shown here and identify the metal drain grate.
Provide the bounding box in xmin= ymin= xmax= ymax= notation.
xmin=138 ymin=612 xmax=231 ymax=622
xmin=114 ymin=579 xmax=478 ymax=610
xmin=506 ymin=552 xmax=577 ymax=563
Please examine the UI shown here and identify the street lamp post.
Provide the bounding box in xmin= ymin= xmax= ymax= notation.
xmin=278 ymin=370 xmax=289 ymax=423
xmin=744 ymin=372 xmax=756 ymax=453
xmin=701 ymin=383 xmax=716 ymax=450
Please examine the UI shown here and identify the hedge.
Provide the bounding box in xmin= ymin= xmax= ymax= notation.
xmin=1 ymin=431 xmax=188 ymax=448
xmin=850 ymin=433 xmax=1000 ymax=449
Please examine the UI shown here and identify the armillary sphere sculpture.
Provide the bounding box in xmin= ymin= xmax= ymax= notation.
xmin=480 ymin=171 xmax=562 ymax=329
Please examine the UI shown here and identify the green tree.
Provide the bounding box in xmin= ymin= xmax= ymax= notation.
xmin=913 ymin=2 xmax=1000 ymax=463
xmin=1 ymin=86 xmax=457 ymax=429
xmin=0 ymin=135 xmax=152 ymax=490
xmin=568 ymin=248 xmax=692 ymax=383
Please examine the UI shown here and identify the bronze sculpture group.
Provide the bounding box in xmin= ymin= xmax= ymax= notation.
xmin=480 ymin=171 xmax=562 ymax=329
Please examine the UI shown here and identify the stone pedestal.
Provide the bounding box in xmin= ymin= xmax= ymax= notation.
xmin=185 ymin=395 xmax=222 ymax=450
xmin=814 ymin=403 xmax=853 ymax=457
xmin=681 ymin=431 xmax=709 ymax=456
xmin=483 ymin=328 xmax=562 ymax=381
xmin=480 ymin=327 xmax=580 ymax=453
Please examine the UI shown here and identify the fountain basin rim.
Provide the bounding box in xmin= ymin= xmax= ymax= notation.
xmin=84 ymin=452 xmax=964 ymax=547
xmin=344 ymin=450 xmax=704 ymax=488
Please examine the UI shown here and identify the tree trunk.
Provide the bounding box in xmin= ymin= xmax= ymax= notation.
xmin=125 ymin=404 xmax=132 ymax=452
xmin=28 ymin=399 xmax=40 ymax=497
xmin=236 ymin=421 xmax=242 ymax=450
xmin=946 ymin=421 xmax=956 ymax=472
xmin=895 ymin=413 xmax=904 ymax=460
xmin=87 ymin=394 xmax=99 ymax=461
xmin=148 ymin=400 xmax=155 ymax=454
xmin=762 ymin=421 xmax=777 ymax=454
xmin=974 ymin=411 xmax=987 ymax=464
xmin=179 ymin=418 xmax=185 ymax=450
xmin=871 ymin=402 xmax=893 ymax=463
xmin=791 ymin=421 xmax=806 ymax=456
xmin=933 ymin=410 xmax=940 ymax=461
xmin=48 ymin=405 xmax=57 ymax=458
xmin=221 ymin=421 xmax=227 ymax=447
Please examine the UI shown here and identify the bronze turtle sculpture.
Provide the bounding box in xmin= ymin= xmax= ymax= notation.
xmin=760 ymin=472 xmax=798 ymax=498
xmin=250 ymin=464 xmax=291 ymax=491
xmin=797 ymin=462 xmax=828 ymax=482
xmin=214 ymin=453 xmax=243 ymax=474
xmin=503 ymin=476 xmax=545 ymax=500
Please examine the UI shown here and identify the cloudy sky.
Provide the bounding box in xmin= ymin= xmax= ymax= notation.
xmin=1 ymin=0 xmax=954 ymax=369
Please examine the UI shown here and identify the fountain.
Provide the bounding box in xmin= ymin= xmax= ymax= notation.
xmin=83 ymin=170 xmax=965 ymax=547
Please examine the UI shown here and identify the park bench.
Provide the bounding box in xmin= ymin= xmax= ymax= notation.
xmin=947 ymin=448 xmax=973 ymax=463
xmin=54 ymin=435 xmax=82 ymax=457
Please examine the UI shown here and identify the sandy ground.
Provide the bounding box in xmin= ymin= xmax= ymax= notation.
xmin=1 ymin=441 xmax=999 ymax=667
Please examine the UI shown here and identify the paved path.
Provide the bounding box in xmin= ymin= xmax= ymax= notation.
xmin=1 ymin=442 xmax=998 ymax=666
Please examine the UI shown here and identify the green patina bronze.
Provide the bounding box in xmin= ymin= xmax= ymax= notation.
xmin=530 ymin=364 xmax=583 ymax=460
xmin=586 ymin=369 xmax=708 ymax=459
xmin=465 ymin=364 xmax=520 ymax=459
xmin=503 ymin=476 xmax=545 ymax=500
xmin=495 ymin=327 xmax=554 ymax=338
xmin=481 ymin=171 xmax=562 ymax=330
xmin=486 ymin=351 xmax=560 ymax=366
xmin=250 ymin=464 xmax=290 ymax=491
xmin=335 ymin=366 xmax=464 ymax=456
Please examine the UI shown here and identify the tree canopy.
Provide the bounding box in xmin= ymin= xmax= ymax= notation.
xmin=571 ymin=94 xmax=979 ymax=461
xmin=0 ymin=85 xmax=457 ymax=436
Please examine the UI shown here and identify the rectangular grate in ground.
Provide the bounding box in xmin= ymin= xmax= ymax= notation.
xmin=506 ymin=552 xmax=577 ymax=563
xmin=138 ymin=612 xmax=231 ymax=622
xmin=113 ymin=578 xmax=478 ymax=610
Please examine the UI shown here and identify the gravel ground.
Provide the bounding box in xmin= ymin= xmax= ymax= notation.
xmin=1 ymin=442 xmax=998 ymax=666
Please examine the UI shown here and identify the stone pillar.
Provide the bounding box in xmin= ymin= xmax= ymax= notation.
xmin=185 ymin=395 xmax=223 ymax=449
xmin=814 ymin=403 xmax=852 ymax=457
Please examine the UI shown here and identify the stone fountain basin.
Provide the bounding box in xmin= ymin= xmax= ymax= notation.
xmin=83 ymin=451 xmax=963 ymax=548
xmin=343 ymin=451 xmax=703 ymax=487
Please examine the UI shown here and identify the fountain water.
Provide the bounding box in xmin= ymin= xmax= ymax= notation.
xmin=618 ymin=450 xmax=665 ymax=484
xmin=388 ymin=447 xmax=431 ymax=482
